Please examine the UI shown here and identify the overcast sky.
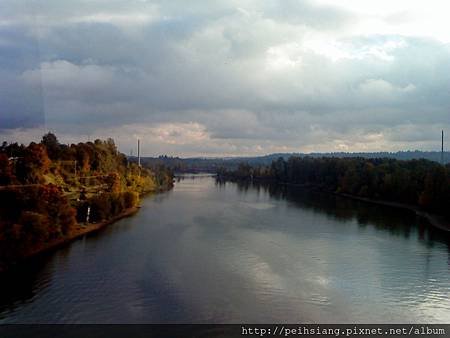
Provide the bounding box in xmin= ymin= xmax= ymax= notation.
xmin=1 ymin=0 xmax=450 ymax=157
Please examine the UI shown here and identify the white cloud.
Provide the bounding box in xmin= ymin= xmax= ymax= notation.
xmin=265 ymin=43 xmax=302 ymax=71
xmin=315 ymin=0 xmax=450 ymax=42
xmin=1 ymin=0 xmax=450 ymax=156
xmin=357 ymin=79 xmax=416 ymax=101
xmin=22 ymin=61 xmax=116 ymax=94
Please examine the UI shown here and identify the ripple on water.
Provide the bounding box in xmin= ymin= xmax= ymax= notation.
xmin=0 ymin=176 xmax=449 ymax=323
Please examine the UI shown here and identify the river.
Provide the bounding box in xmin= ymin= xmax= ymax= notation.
xmin=0 ymin=174 xmax=449 ymax=323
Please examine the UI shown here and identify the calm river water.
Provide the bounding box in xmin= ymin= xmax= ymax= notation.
xmin=0 ymin=175 xmax=449 ymax=323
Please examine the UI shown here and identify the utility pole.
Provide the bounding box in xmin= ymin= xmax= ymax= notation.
xmin=137 ymin=139 xmax=141 ymax=167
xmin=137 ymin=138 xmax=141 ymax=178
xmin=441 ymin=130 xmax=444 ymax=165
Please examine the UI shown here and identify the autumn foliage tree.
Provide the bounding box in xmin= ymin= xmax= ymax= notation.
xmin=0 ymin=153 xmax=14 ymax=185
xmin=0 ymin=134 xmax=173 ymax=269
xmin=16 ymin=143 xmax=51 ymax=183
xmin=41 ymin=133 xmax=61 ymax=160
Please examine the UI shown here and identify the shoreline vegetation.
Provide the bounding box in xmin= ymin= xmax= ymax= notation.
xmin=336 ymin=193 xmax=450 ymax=232
xmin=0 ymin=133 xmax=174 ymax=273
xmin=20 ymin=206 xmax=139 ymax=265
xmin=218 ymin=156 xmax=450 ymax=233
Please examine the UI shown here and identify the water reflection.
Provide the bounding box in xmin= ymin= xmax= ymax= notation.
xmin=226 ymin=179 xmax=450 ymax=246
xmin=0 ymin=175 xmax=448 ymax=323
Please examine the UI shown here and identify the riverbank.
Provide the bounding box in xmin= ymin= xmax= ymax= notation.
xmin=336 ymin=193 xmax=450 ymax=233
xmin=219 ymin=176 xmax=450 ymax=233
xmin=281 ymin=181 xmax=450 ymax=232
xmin=0 ymin=206 xmax=140 ymax=274
xmin=29 ymin=206 xmax=139 ymax=257
xmin=0 ymin=181 xmax=176 ymax=274
xmin=284 ymin=182 xmax=450 ymax=232
xmin=37 ymin=184 xmax=174 ymax=256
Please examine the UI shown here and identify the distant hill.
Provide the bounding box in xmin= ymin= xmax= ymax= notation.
xmin=132 ymin=151 xmax=450 ymax=173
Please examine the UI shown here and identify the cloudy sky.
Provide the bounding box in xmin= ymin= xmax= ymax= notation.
xmin=1 ymin=0 xmax=450 ymax=157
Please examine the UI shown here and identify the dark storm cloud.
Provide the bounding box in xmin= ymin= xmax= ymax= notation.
xmin=0 ymin=24 xmax=44 ymax=130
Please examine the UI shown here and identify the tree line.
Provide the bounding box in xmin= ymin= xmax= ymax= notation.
xmin=218 ymin=156 xmax=450 ymax=219
xmin=0 ymin=133 xmax=173 ymax=269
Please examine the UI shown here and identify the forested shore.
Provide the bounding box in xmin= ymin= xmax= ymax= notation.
xmin=218 ymin=156 xmax=450 ymax=231
xmin=0 ymin=133 xmax=173 ymax=271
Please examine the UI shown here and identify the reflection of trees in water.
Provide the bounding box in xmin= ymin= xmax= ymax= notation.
xmin=0 ymin=246 xmax=71 ymax=318
xmin=226 ymin=179 xmax=450 ymax=246
xmin=176 ymin=174 xmax=216 ymax=182
xmin=1 ymin=177 xmax=448 ymax=319
xmin=0 ymin=187 xmax=175 ymax=317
